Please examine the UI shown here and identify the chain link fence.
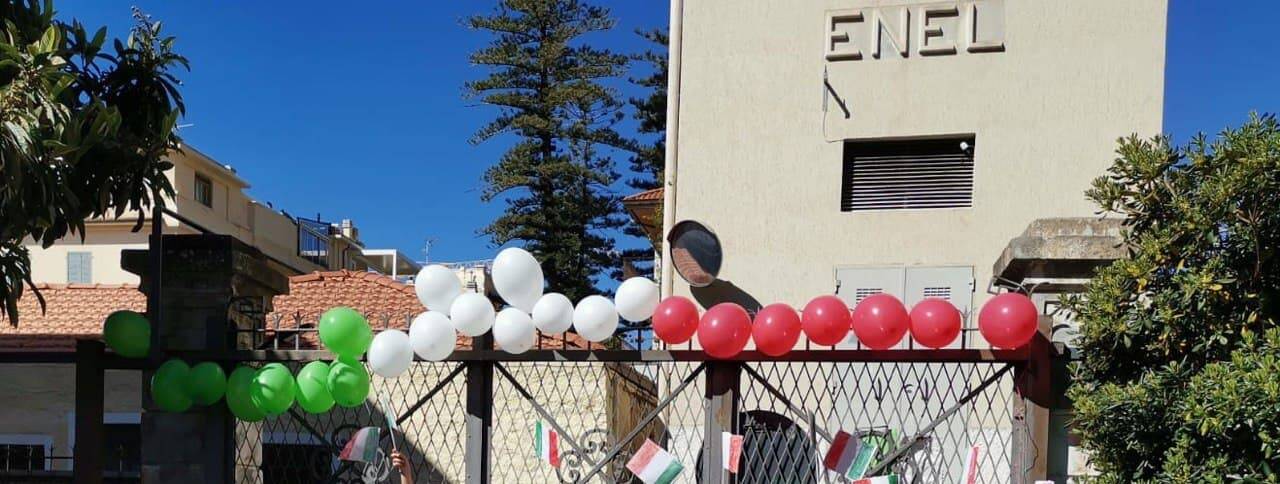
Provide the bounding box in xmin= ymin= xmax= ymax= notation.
xmin=231 ymin=356 xmax=1026 ymax=483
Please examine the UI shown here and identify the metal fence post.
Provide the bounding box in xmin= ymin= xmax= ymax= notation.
xmin=466 ymin=333 xmax=494 ymax=484
xmin=704 ymin=361 xmax=740 ymax=483
xmin=73 ymin=340 xmax=105 ymax=484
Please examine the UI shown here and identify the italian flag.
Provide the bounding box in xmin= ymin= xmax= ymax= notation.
xmin=626 ymin=439 xmax=683 ymax=484
xmin=338 ymin=427 xmax=380 ymax=463
xmin=853 ymin=476 xmax=900 ymax=484
xmin=535 ymin=421 xmax=560 ymax=468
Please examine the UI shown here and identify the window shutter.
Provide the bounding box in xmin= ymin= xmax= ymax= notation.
xmin=841 ymin=137 xmax=975 ymax=211
xmin=67 ymin=252 xmax=92 ymax=284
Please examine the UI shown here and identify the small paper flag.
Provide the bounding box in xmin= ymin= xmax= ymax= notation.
xmin=853 ymin=475 xmax=899 ymax=484
xmin=722 ymin=432 xmax=743 ymax=473
xmin=535 ymin=420 xmax=560 ymax=468
xmin=626 ymin=439 xmax=682 ymax=484
xmin=823 ymin=430 xmax=860 ymax=474
xmin=338 ymin=427 xmax=380 ymax=463
xmin=959 ymin=444 xmax=982 ymax=484
xmin=845 ymin=436 xmax=880 ymax=479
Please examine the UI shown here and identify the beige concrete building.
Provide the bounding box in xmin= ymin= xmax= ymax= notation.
xmin=642 ymin=1 xmax=1168 ymax=482
xmin=21 ymin=144 xmax=407 ymax=286
xmin=659 ymin=0 xmax=1166 ymax=344
xmin=0 ymin=146 xmax=416 ymax=479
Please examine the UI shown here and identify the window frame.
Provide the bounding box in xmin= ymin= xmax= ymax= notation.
xmin=0 ymin=434 xmax=53 ymax=472
xmin=66 ymin=251 xmax=92 ymax=284
xmin=194 ymin=173 xmax=214 ymax=208
xmin=840 ymin=135 xmax=977 ymax=212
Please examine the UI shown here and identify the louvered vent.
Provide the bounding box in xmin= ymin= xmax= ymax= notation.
xmin=923 ymin=286 xmax=951 ymax=300
xmin=854 ymin=288 xmax=882 ymax=303
xmin=841 ymin=137 xmax=975 ymax=211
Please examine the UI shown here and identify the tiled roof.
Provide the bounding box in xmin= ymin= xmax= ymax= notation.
xmin=0 ymin=284 xmax=145 ymax=350
xmin=1 ymin=270 xmax=587 ymax=352
xmin=623 ymin=187 xmax=664 ymax=248
xmin=623 ymin=187 xmax=663 ymax=202
xmin=272 ymin=270 xmax=422 ymax=321
xmin=267 ymin=270 xmax=586 ymax=350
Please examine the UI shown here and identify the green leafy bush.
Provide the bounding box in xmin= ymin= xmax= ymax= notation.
xmin=1067 ymin=114 xmax=1280 ymax=482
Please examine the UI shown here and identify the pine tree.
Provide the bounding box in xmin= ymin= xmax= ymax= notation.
xmin=467 ymin=0 xmax=630 ymax=302
xmin=617 ymin=29 xmax=667 ymax=283
xmin=626 ymin=29 xmax=667 ymax=192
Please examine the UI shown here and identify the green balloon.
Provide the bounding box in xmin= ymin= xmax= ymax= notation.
xmin=295 ymin=361 xmax=335 ymax=414
xmin=251 ymin=365 xmax=296 ymax=415
xmin=151 ymin=359 xmax=192 ymax=412
xmin=327 ymin=357 xmax=370 ymax=408
xmin=103 ymin=310 xmax=150 ymax=358
xmin=226 ymin=366 xmax=266 ymax=422
xmin=318 ymin=307 xmax=372 ymax=358
xmin=186 ymin=362 xmax=227 ymax=406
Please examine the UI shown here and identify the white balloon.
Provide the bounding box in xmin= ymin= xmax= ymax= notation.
xmin=615 ymin=277 xmax=660 ymax=323
xmin=573 ymin=295 xmax=619 ymax=342
xmin=450 ymin=292 xmax=496 ymax=337
xmin=414 ymin=265 xmax=463 ymax=315
xmin=368 ymin=330 xmax=412 ymax=378
xmin=493 ymin=308 xmax=536 ymax=354
xmin=491 ymin=248 xmax=544 ymax=312
xmin=409 ymin=311 xmax=456 ymax=361
xmin=531 ymin=293 xmax=575 ymax=333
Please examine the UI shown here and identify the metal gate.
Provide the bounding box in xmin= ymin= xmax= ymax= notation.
xmin=232 ymin=351 xmax=1028 ymax=483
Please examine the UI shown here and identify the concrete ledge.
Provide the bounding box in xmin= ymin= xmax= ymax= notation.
xmin=993 ymin=217 xmax=1125 ymax=288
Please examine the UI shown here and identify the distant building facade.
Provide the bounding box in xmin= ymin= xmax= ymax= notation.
xmin=0 ymin=145 xmax=414 ymax=478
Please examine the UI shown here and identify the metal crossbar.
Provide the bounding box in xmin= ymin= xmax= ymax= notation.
xmin=742 ymin=363 xmax=837 ymax=444
xmin=575 ymin=362 xmax=707 ymax=483
xmin=394 ymin=363 xmax=465 ymax=427
xmin=492 ymin=361 xmax=613 ymax=483
xmin=865 ymin=362 xmax=1015 ymax=477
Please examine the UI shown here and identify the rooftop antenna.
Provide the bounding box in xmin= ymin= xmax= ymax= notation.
xmin=421 ymin=237 xmax=438 ymax=264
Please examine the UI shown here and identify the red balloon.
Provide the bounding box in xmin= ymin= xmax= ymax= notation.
xmin=851 ymin=293 xmax=910 ymax=349
xmin=802 ymin=295 xmax=851 ymax=346
xmin=697 ymin=303 xmax=752 ymax=359
xmin=979 ymin=293 xmax=1039 ymax=349
xmin=652 ymin=296 xmax=700 ymax=345
xmin=752 ymin=303 xmax=801 ymax=357
xmin=909 ymin=298 xmax=962 ymax=349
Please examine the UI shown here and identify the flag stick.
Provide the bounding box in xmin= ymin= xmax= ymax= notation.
xmin=379 ymin=390 xmax=400 ymax=452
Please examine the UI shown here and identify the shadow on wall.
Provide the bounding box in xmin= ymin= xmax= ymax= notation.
xmin=691 ymin=280 xmax=763 ymax=314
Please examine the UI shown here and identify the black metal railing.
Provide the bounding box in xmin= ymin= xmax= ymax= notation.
xmin=296 ymin=217 xmax=331 ymax=267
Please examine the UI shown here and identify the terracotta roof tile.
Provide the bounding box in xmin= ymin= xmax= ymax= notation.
xmin=263 ymin=270 xmax=587 ymax=350
xmin=0 ymin=284 xmax=145 ymax=350
xmin=2 ymin=270 xmax=588 ymax=352
xmin=623 ymin=187 xmax=663 ymax=202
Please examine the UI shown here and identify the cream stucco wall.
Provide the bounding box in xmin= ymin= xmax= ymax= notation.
xmin=24 ymin=146 xmax=322 ymax=284
xmin=668 ymin=0 xmax=1166 ymax=333
xmin=0 ymin=364 xmax=142 ymax=471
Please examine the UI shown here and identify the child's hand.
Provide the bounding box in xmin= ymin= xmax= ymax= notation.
xmin=391 ymin=450 xmax=412 ymax=481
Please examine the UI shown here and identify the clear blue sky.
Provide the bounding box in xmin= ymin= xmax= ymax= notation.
xmin=54 ymin=1 xmax=1278 ymax=267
